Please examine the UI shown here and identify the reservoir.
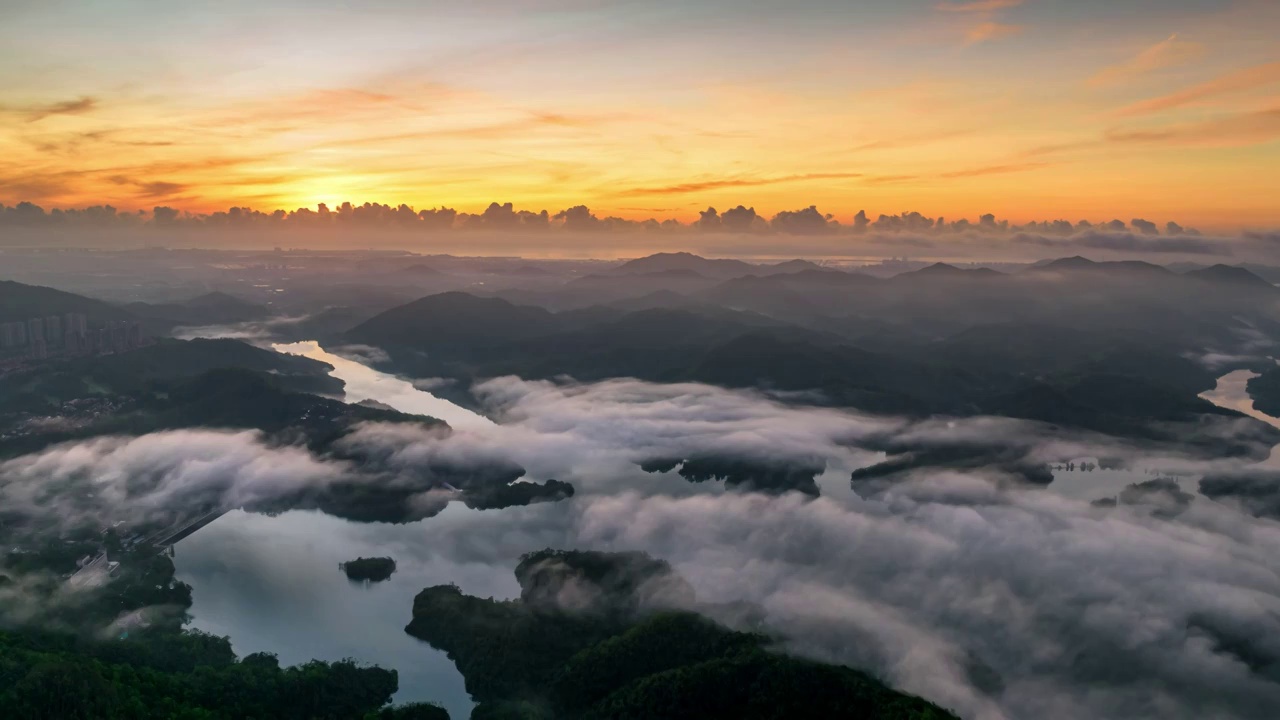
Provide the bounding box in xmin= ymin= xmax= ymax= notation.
xmin=173 ymin=340 xmax=1280 ymax=720
xmin=175 ymin=340 xmax=502 ymax=719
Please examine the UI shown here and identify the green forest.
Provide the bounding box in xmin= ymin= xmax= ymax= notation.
xmin=0 ymin=628 xmax=448 ymax=719
xmin=406 ymin=549 xmax=958 ymax=720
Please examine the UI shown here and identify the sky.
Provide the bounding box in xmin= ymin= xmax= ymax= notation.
xmin=1 ymin=0 xmax=1278 ymax=232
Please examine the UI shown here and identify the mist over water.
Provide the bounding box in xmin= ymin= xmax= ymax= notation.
xmin=162 ymin=342 xmax=1280 ymax=720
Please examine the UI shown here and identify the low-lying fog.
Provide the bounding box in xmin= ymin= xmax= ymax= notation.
xmin=102 ymin=336 xmax=1274 ymax=720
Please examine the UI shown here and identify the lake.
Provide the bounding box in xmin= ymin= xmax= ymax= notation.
xmin=175 ymin=341 xmax=505 ymax=719
xmin=173 ymin=340 xmax=1280 ymax=720
xmin=1045 ymin=367 xmax=1280 ymax=499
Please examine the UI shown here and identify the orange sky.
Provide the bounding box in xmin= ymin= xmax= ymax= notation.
xmin=1 ymin=0 xmax=1278 ymax=232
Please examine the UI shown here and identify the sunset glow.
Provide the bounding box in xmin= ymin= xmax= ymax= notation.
xmin=2 ymin=0 xmax=1279 ymax=230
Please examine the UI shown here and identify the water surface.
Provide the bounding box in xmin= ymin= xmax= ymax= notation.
xmin=176 ymin=509 xmax=501 ymax=718
xmin=273 ymin=340 xmax=493 ymax=431
xmin=177 ymin=339 xmax=505 ymax=718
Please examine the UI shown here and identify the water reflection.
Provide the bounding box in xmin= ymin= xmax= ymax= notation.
xmin=177 ymin=339 xmax=503 ymax=718
xmin=273 ymin=341 xmax=494 ymax=431
xmin=175 ymin=508 xmax=504 ymax=719
xmin=1046 ymin=368 xmax=1280 ymax=501
xmin=170 ymin=344 xmax=1280 ymax=720
xmin=1198 ymin=369 xmax=1280 ymax=429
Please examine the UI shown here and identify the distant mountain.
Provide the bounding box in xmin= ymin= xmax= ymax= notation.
xmin=776 ymin=268 xmax=879 ymax=286
xmin=896 ymin=263 xmax=1006 ymax=279
xmin=0 ymin=337 xmax=344 ymax=442
xmin=345 ymin=276 xmax=1280 ymax=448
xmin=610 ymin=252 xmax=759 ymax=279
xmin=1028 ymin=256 xmax=1171 ymax=276
xmin=1184 ymin=264 xmax=1275 ymax=290
xmin=610 ymin=253 xmax=837 ymax=280
xmin=346 ymin=291 xmax=559 ymax=348
xmin=696 ymin=275 xmax=825 ymax=321
xmin=1236 ymin=263 xmax=1280 ymax=284
xmin=126 ymin=290 xmax=266 ymax=331
xmin=498 ymin=269 xmax=721 ymax=311
xmin=0 ymin=279 xmax=133 ymax=324
xmin=755 ymin=259 xmax=830 ymax=275
xmin=608 ymin=289 xmax=696 ymax=312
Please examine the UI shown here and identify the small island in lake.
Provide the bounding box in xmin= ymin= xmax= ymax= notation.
xmin=341 ymin=556 xmax=397 ymax=582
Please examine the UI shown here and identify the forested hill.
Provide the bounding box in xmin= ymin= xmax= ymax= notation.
xmin=0 ymin=279 xmax=133 ymax=324
xmin=405 ymin=549 xmax=958 ymax=720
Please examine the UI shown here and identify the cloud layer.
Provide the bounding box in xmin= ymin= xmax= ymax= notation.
xmin=4 ymin=375 xmax=1280 ymax=720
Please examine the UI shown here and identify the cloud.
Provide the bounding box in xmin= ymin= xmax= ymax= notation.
xmin=9 ymin=96 xmax=99 ymax=123
xmin=1131 ymin=218 xmax=1159 ymax=235
xmin=1107 ymin=106 xmax=1280 ymax=148
xmin=964 ymin=22 xmax=1023 ymax=46
xmin=323 ymin=373 xmax=1280 ymax=720
xmin=1012 ymin=229 xmax=1230 ymax=255
xmin=0 ymin=200 xmax=1266 ymax=263
xmin=935 ymin=0 xmax=1022 ymax=12
xmin=940 ymin=162 xmax=1049 ymax=179
xmin=1116 ymin=61 xmax=1280 ymax=117
xmin=770 ymin=206 xmax=834 ymax=235
xmin=567 ymin=483 xmax=1280 ymax=720
xmin=6 ymin=369 xmax=1280 ymax=719
xmin=720 ymin=205 xmax=763 ymax=233
xmin=617 ymin=173 xmax=863 ymax=196
xmin=1088 ymin=34 xmax=1205 ymax=88
xmin=0 ymin=430 xmax=345 ymax=531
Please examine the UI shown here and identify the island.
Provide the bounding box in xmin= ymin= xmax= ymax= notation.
xmin=404 ymin=549 xmax=957 ymax=720
xmin=342 ymin=556 xmax=398 ymax=582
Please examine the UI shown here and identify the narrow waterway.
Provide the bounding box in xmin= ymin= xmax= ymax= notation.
xmin=1046 ymin=368 xmax=1280 ymax=499
xmin=175 ymin=339 xmax=506 ymax=719
xmin=272 ymin=340 xmax=493 ymax=431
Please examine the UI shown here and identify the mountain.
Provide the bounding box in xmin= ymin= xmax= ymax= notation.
xmin=345 ymin=281 xmax=1279 ymax=447
xmin=0 ymin=279 xmax=133 ymax=324
xmin=611 ymin=252 xmax=759 ymax=279
xmin=346 ymin=291 xmax=560 ymax=348
xmin=755 ymin=259 xmax=830 ymax=275
xmin=127 ymin=291 xmax=267 ymax=330
xmin=0 ymin=337 xmax=341 ymax=418
xmin=502 ymin=269 xmax=722 ymax=311
xmin=1184 ymin=264 xmax=1275 ymax=290
xmin=696 ymin=275 xmax=825 ymax=322
xmin=777 ymin=268 xmax=880 ymax=286
xmin=405 ymin=549 xmax=958 ymax=720
xmin=896 ymin=263 xmax=1006 ymax=279
xmin=1028 ymin=256 xmax=1171 ymax=277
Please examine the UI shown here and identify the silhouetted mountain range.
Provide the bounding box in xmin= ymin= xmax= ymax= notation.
xmin=343 ymin=253 xmax=1280 ymax=449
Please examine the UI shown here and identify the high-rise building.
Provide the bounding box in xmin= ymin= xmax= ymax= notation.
xmin=0 ymin=322 xmax=22 ymax=348
xmin=126 ymin=322 xmax=142 ymax=349
xmin=66 ymin=313 xmax=87 ymax=335
xmin=62 ymin=313 xmax=87 ymax=353
xmin=44 ymin=315 xmax=61 ymax=344
xmin=27 ymin=318 xmax=43 ymax=346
